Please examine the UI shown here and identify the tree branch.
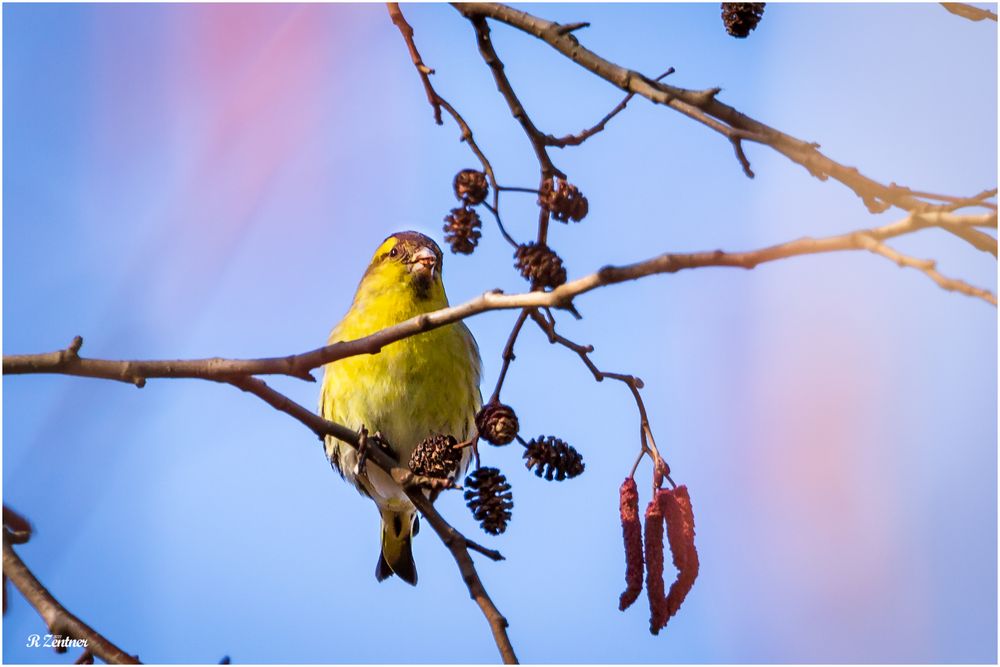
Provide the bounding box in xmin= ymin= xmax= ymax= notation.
xmin=4 ymin=210 xmax=994 ymax=384
xmin=453 ymin=3 xmax=996 ymax=221
xmin=467 ymin=15 xmax=562 ymax=182
xmin=488 ymin=309 xmax=530 ymax=404
xmin=3 ymin=528 xmax=141 ymax=664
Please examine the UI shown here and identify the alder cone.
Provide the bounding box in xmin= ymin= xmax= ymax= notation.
xmin=476 ymin=402 xmax=519 ymax=446
xmin=523 ymin=435 xmax=585 ymax=481
xmin=539 ymin=178 xmax=589 ymax=223
xmin=453 ymin=169 xmax=489 ymax=206
xmin=464 ymin=467 xmax=513 ymax=535
xmin=514 ymin=243 xmax=567 ymax=290
xmin=721 ymin=3 xmax=765 ymax=38
xmin=443 ymin=206 xmax=482 ymax=255
xmin=409 ymin=434 xmax=462 ymax=479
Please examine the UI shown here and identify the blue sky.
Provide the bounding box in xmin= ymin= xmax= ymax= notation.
xmin=3 ymin=3 xmax=997 ymax=663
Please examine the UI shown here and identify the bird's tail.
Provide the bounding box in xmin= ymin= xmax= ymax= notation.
xmin=376 ymin=506 xmax=418 ymax=586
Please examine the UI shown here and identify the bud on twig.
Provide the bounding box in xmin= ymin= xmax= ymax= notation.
xmin=523 ymin=436 xmax=585 ymax=481
xmin=443 ymin=206 xmax=483 ymax=255
xmin=476 ymin=402 xmax=519 ymax=446
xmin=619 ymin=478 xmax=644 ymax=611
xmin=464 ymin=467 xmax=514 ymax=535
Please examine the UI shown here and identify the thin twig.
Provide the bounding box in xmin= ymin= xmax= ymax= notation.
xmin=467 ymin=15 xmax=563 ymax=182
xmin=489 ymin=309 xmax=531 ymax=403
xmin=387 ymin=3 xmax=443 ymax=124
xmin=527 ymin=310 xmax=668 ymax=482
xmin=545 ymin=68 xmax=675 ymax=148
xmin=496 ymin=186 xmax=539 ymax=194
xmin=482 ymin=202 xmax=519 ymax=248
xmin=3 ymin=532 xmax=141 ymax=664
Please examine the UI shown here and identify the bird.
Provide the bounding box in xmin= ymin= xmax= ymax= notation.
xmin=319 ymin=231 xmax=481 ymax=585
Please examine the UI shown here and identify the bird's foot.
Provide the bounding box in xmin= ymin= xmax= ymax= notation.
xmin=353 ymin=427 xmax=398 ymax=476
xmin=354 ymin=426 xmax=371 ymax=476
xmin=370 ymin=430 xmax=398 ymax=461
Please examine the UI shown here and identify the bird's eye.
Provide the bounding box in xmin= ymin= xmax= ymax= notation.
xmin=388 ymin=247 xmax=398 ymax=259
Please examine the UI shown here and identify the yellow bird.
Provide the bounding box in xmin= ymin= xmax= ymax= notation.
xmin=319 ymin=231 xmax=482 ymax=585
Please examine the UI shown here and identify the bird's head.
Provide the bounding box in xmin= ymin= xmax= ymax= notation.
xmin=355 ymin=231 xmax=447 ymax=306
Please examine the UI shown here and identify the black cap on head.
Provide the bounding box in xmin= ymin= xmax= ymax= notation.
xmin=387 ymin=231 xmax=443 ymax=266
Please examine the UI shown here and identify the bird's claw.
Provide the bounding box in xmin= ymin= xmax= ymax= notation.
xmin=354 ymin=427 xmax=397 ymax=476
xmin=370 ymin=430 xmax=398 ymax=462
xmin=354 ymin=426 xmax=371 ymax=476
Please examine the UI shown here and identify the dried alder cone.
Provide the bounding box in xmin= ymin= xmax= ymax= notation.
xmin=443 ymin=206 xmax=482 ymax=255
xmin=464 ymin=467 xmax=514 ymax=535
xmin=514 ymin=242 xmax=567 ymax=290
xmin=523 ymin=436 xmax=585 ymax=481
xmin=721 ymin=2 xmax=765 ymax=38
xmin=618 ymin=478 xmax=644 ymax=611
xmin=476 ymin=402 xmax=519 ymax=446
xmin=454 ymin=169 xmax=489 ymax=206
xmin=409 ymin=434 xmax=462 ymax=478
xmin=539 ymin=178 xmax=589 ymax=223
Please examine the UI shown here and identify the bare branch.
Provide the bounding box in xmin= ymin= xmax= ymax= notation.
xmin=4 ymin=212 xmax=994 ymax=385
xmin=467 ymin=15 xmax=563 ymax=182
xmin=488 ymin=309 xmax=530 ymax=403
xmin=453 ymin=3 xmax=994 ymax=217
xmin=3 ymin=529 xmax=141 ymax=664
xmin=387 ymin=3 xmax=443 ymax=124
xmin=544 ymin=68 xmax=675 ymax=148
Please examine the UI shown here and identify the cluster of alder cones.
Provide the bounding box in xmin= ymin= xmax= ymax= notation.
xmin=443 ymin=168 xmax=588 ymax=292
xmin=408 ymin=402 xmax=585 ymax=535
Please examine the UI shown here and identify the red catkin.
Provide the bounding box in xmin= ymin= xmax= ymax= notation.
xmin=658 ymin=485 xmax=699 ymax=628
xmin=644 ymin=498 xmax=669 ymax=634
xmin=618 ymin=478 xmax=644 ymax=611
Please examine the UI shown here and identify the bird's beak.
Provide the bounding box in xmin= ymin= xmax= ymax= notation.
xmin=408 ymin=247 xmax=438 ymax=278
